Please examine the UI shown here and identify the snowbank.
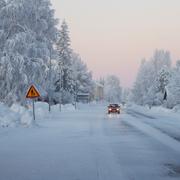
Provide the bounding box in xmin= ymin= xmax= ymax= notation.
xmin=0 ymin=103 xmax=34 ymax=128
xmin=0 ymin=103 xmax=20 ymax=127
xmin=126 ymin=103 xmax=180 ymax=141
xmin=52 ymin=103 xmax=76 ymax=112
xmin=34 ymin=102 xmax=75 ymax=115
xmin=0 ymin=102 xmax=76 ymax=128
xmin=35 ymin=102 xmax=49 ymax=119
xmin=10 ymin=103 xmax=34 ymax=127
xmin=172 ymin=104 xmax=180 ymax=113
xmin=127 ymin=104 xmax=180 ymax=117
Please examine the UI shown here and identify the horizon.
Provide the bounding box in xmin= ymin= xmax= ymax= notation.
xmin=50 ymin=0 xmax=180 ymax=88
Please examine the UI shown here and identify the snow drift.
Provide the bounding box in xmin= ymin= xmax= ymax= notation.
xmin=0 ymin=102 xmax=76 ymax=128
xmin=0 ymin=103 xmax=33 ymax=128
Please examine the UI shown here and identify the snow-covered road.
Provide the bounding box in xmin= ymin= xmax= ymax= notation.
xmin=0 ymin=104 xmax=180 ymax=180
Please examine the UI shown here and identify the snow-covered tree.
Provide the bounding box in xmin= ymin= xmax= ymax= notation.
xmin=121 ymin=88 xmax=130 ymax=104
xmin=55 ymin=21 xmax=74 ymax=103
xmin=131 ymin=50 xmax=172 ymax=107
xmin=167 ymin=60 xmax=180 ymax=108
xmin=71 ymin=53 xmax=94 ymax=97
xmin=104 ymin=75 xmax=122 ymax=102
xmin=54 ymin=21 xmax=94 ymax=104
xmin=56 ymin=21 xmax=73 ymax=91
xmin=0 ymin=0 xmax=58 ymax=106
xmin=156 ymin=66 xmax=170 ymax=94
xmin=152 ymin=49 xmax=171 ymax=75
xmin=131 ymin=59 xmax=154 ymax=105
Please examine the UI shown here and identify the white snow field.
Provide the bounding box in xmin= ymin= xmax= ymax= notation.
xmin=0 ymin=103 xmax=180 ymax=180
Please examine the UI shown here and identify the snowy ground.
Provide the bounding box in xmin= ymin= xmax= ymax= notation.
xmin=126 ymin=104 xmax=180 ymax=143
xmin=0 ymin=103 xmax=180 ymax=180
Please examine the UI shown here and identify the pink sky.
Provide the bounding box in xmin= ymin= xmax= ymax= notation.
xmin=51 ymin=0 xmax=180 ymax=87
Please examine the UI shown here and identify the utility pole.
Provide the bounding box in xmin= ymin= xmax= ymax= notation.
xmin=59 ymin=61 xmax=63 ymax=112
xmin=74 ymin=81 xmax=77 ymax=109
xmin=48 ymin=45 xmax=52 ymax=112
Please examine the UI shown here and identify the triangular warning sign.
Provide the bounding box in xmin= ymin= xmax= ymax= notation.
xmin=26 ymin=85 xmax=40 ymax=98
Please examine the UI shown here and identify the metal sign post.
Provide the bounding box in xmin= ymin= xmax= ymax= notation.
xmin=32 ymin=99 xmax=35 ymax=121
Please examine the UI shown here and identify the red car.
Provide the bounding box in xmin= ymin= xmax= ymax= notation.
xmin=108 ymin=104 xmax=121 ymax=114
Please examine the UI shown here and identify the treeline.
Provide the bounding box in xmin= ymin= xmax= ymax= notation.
xmin=131 ymin=49 xmax=180 ymax=109
xmin=96 ymin=75 xmax=123 ymax=103
xmin=0 ymin=0 xmax=94 ymax=106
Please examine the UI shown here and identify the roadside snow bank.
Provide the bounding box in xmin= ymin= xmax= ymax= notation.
xmin=0 ymin=102 xmax=76 ymax=128
xmin=35 ymin=102 xmax=75 ymax=115
xmin=127 ymin=104 xmax=180 ymax=118
xmin=0 ymin=103 xmax=33 ymax=128
xmin=10 ymin=104 xmax=33 ymax=127
xmin=51 ymin=103 xmax=76 ymax=112
xmin=172 ymin=105 xmax=180 ymax=113
xmin=35 ymin=102 xmax=49 ymax=119
xmin=126 ymin=103 xmax=180 ymax=141
xmin=0 ymin=103 xmax=20 ymax=127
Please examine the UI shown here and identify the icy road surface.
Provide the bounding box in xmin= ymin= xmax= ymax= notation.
xmin=0 ymin=104 xmax=180 ymax=180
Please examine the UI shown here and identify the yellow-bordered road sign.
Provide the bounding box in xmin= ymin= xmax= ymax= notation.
xmin=26 ymin=85 xmax=40 ymax=99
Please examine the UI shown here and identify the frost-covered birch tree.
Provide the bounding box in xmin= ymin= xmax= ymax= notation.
xmin=0 ymin=0 xmax=58 ymax=106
